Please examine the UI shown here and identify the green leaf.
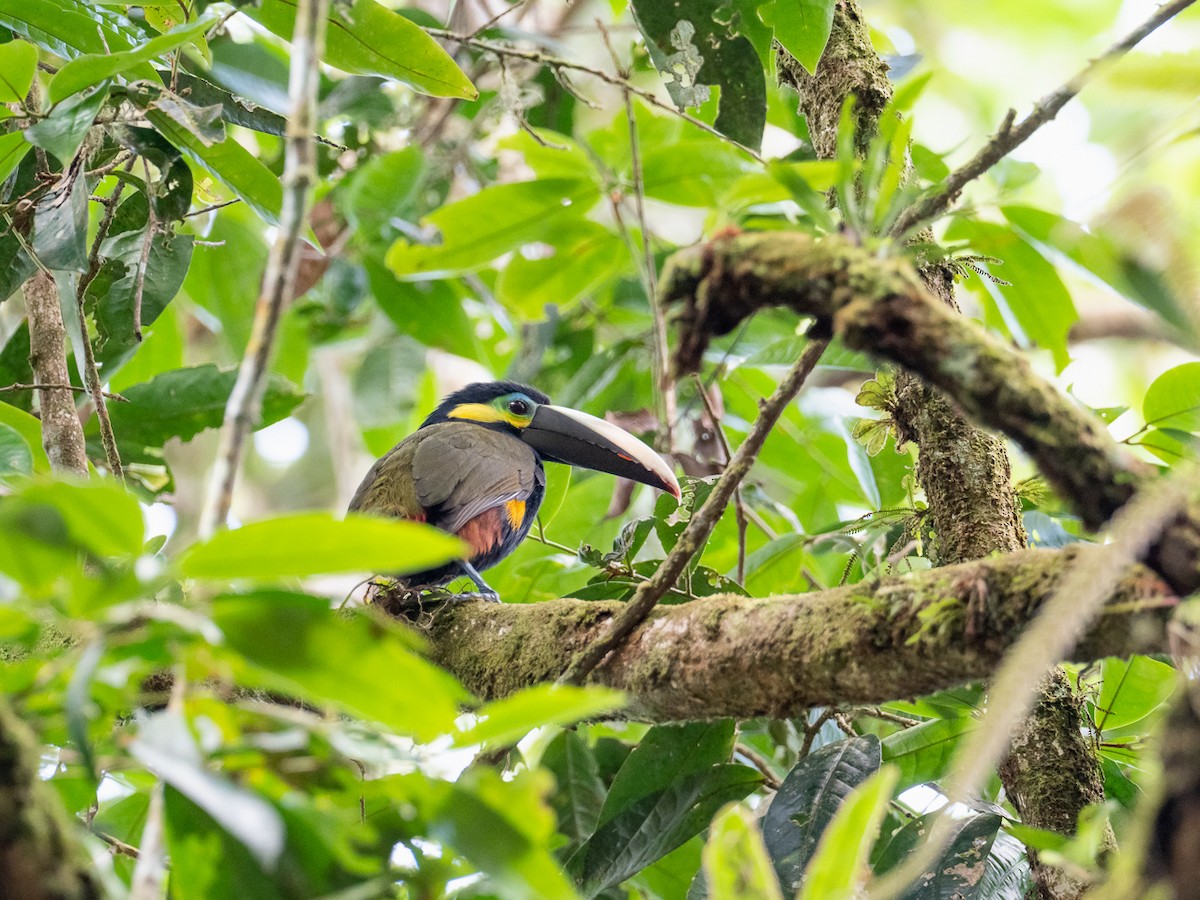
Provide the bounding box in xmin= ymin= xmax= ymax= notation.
xmin=759 ymin=0 xmax=835 ymax=74
xmin=640 ymin=139 xmax=753 ymax=207
xmin=0 ymin=129 xmax=32 ymax=186
xmin=947 ymin=219 xmax=1078 ymax=372
xmin=148 ymin=108 xmax=282 ymax=224
xmin=50 ymin=15 xmax=214 ymax=103
xmin=1144 ymin=362 xmax=1200 ymax=433
xmin=333 ymin=145 xmax=425 ymax=242
xmin=0 ymin=402 xmax=48 ymax=471
xmin=881 ymin=716 xmax=973 ymax=790
xmin=101 ymin=364 xmax=304 ymax=450
xmin=702 ymin=804 xmax=785 ymax=900
xmin=630 ymin=0 xmax=767 ymax=150
xmin=386 ymin=178 xmax=601 ymax=278
xmin=798 ymin=765 xmax=897 ymax=900
xmin=0 ymin=39 xmax=37 ymax=102
xmin=169 ymin=72 xmax=287 ymax=139
xmin=599 ymin=720 xmax=736 ymax=828
xmin=456 ymin=684 xmax=626 ymax=748
xmin=245 ymin=0 xmax=475 ymax=99
xmin=874 ymin=812 xmax=1005 ymax=899
xmin=0 ymin=422 xmax=33 ymax=481
xmin=133 ymin=712 xmax=285 ymax=869
xmin=1094 ymin=655 xmax=1177 ymax=733
xmin=31 ymin=171 xmax=88 ymax=271
xmin=574 ymin=764 xmax=763 ymax=894
xmin=0 ymin=0 xmax=149 ymax=64
xmin=25 ymin=85 xmax=109 ymax=162
xmin=17 ymin=480 xmax=145 ymax=556
xmin=542 ymin=731 xmax=607 ymax=845
xmin=762 ymin=735 xmax=881 ymax=896
xmin=181 ymin=511 xmax=465 ymax=580
xmin=209 ymin=590 xmax=469 ymax=739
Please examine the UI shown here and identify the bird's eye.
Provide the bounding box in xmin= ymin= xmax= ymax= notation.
xmin=508 ymin=398 xmax=530 ymax=416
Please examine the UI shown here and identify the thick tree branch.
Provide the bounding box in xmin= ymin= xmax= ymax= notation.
xmin=403 ymin=548 xmax=1173 ymax=721
xmin=891 ymin=0 xmax=1197 ymax=235
xmin=198 ymin=0 xmax=328 ymax=537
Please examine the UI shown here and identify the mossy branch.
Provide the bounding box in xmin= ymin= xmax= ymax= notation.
xmin=407 ymin=548 xmax=1173 ymax=722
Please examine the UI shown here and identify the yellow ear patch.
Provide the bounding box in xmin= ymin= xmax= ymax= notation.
xmin=448 ymin=403 xmax=527 ymax=429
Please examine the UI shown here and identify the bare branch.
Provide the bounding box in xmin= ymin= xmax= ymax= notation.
xmin=892 ymin=0 xmax=1198 ymax=235
xmin=558 ymin=338 xmax=829 ymax=685
xmin=0 ymin=383 xmax=127 ymax=402
xmin=198 ymin=0 xmax=329 ymax=538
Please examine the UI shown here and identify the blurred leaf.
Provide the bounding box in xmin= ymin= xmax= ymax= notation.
xmin=456 ymin=684 xmax=626 ymax=748
xmin=101 ymin=364 xmax=304 ymax=449
xmin=17 ymin=479 xmax=145 ymax=557
xmin=1094 ymin=655 xmax=1177 ymax=733
xmin=133 ymin=711 xmax=286 ymax=869
xmin=0 ymin=39 xmax=37 ymax=102
xmin=0 ymin=401 xmax=48 ymax=470
xmin=948 ymin=219 xmax=1077 ymax=372
xmin=1144 ymin=361 xmax=1200 ymax=432
xmin=702 ymin=804 xmax=784 ymax=900
xmin=181 ymin=512 xmax=465 ymax=580
xmin=629 ymin=0 xmax=766 ymax=149
xmin=246 ymin=0 xmax=476 ymax=99
xmin=574 ymin=764 xmax=763 ymax=895
xmin=496 ymin=223 xmax=627 ymax=316
xmin=542 ymin=731 xmax=607 ymax=845
xmin=210 ymin=590 xmax=469 ymax=739
xmin=50 ymin=15 xmax=213 ymax=103
xmin=881 ymin=716 xmax=972 ymax=791
xmin=334 ymin=146 xmax=425 ymax=242
xmin=0 ymin=421 xmax=33 ymax=481
xmin=386 ymin=178 xmax=601 ymax=278
xmin=798 ymin=765 xmax=897 ymax=899
xmin=763 ymin=735 xmax=881 ymax=895
xmin=1023 ymin=511 xmax=1085 ymax=549
xmin=641 ymin=139 xmax=753 ymax=207
xmin=25 ymin=86 xmax=109 ymax=163
xmin=599 ymin=720 xmax=736 ymax=827
xmin=0 ymin=129 xmax=31 ymax=183
xmin=758 ymin=0 xmax=835 ymax=74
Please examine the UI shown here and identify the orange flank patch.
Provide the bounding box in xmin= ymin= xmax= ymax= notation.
xmin=505 ymin=499 xmax=526 ymax=530
xmin=456 ymin=508 xmax=505 ymax=558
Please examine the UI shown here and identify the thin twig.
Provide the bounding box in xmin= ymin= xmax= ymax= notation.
xmin=528 ymin=526 xmax=695 ymax=601
xmin=92 ymin=829 xmax=140 ymax=859
xmin=559 ymin=338 xmax=829 ymax=685
xmin=735 ymin=742 xmax=781 ymax=790
xmin=0 ymin=383 xmax=128 ymax=402
xmin=693 ymin=374 xmax=748 ymax=583
xmin=198 ymin=0 xmax=329 ymax=538
xmin=891 ymin=0 xmax=1197 ymax=235
xmin=76 ymin=172 xmax=131 ymax=480
xmin=183 ymin=197 xmax=241 ymax=218
xmin=870 ymin=464 xmax=1192 ymax=900
xmin=798 ymin=708 xmax=837 ymax=758
xmin=426 ymin=28 xmax=767 ymax=164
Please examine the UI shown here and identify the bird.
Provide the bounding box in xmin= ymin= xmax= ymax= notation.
xmin=349 ymin=380 xmax=681 ymax=599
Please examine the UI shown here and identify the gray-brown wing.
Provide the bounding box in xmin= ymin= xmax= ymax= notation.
xmin=410 ymin=423 xmax=541 ymax=534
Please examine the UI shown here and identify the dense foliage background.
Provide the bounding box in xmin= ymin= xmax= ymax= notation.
xmin=0 ymin=0 xmax=1197 ymax=897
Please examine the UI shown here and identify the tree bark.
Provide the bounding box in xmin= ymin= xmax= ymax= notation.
xmin=0 ymin=696 xmax=101 ymax=900
xmin=23 ymin=271 xmax=88 ymax=476
xmin=396 ymin=548 xmax=1172 ymax=721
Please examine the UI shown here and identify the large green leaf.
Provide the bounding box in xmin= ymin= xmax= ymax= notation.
xmin=456 ymin=684 xmax=625 ymax=748
xmin=881 ymin=716 xmax=973 ymax=790
xmin=100 ymin=364 xmax=304 ymax=449
xmin=573 ymin=764 xmax=763 ymax=896
xmin=758 ymin=0 xmax=836 ymax=74
xmin=629 ymin=0 xmax=767 ymax=150
xmin=798 ymin=766 xmax=897 ymax=899
xmin=948 ymin=219 xmax=1077 ymax=372
xmin=25 ymin=86 xmax=109 ymax=163
xmin=873 ymin=812 xmax=1005 ymax=899
xmin=0 ymin=130 xmax=32 ymax=189
xmin=0 ymin=0 xmax=150 ymax=65
xmin=386 ymin=178 xmax=601 ymax=278
xmin=542 ymin=731 xmax=607 ymax=846
xmin=16 ymin=480 xmax=145 ymax=557
xmin=148 ymin=108 xmax=283 ymax=224
xmin=598 ymin=720 xmax=736 ymax=828
xmin=181 ymin=512 xmax=465 ymax=580
xmin=0 ymin=39 xmax=37 ymax=102
xmin=209 ymin=590 xmax=469 ymax=739
xmin=1144 ymin=362 xmax=1200 ymax=433
xmin=1093 ymin=655 xmax=1177 ymax=733
xmin=30 ymin=170 xmax=89 ymax=271
xmin=49 ymin=15 xmax=214 ymax=103
xmin=762 ymin=735 xmax=881 ymax=895
xmin=245 ymin=0 xmax=475 ymax=99
xmin=495 ymin=222 xmax=628 ymax=317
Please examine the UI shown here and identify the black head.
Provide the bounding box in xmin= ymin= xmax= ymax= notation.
xmin=420 ymin=381 xmax=552 ymax=434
